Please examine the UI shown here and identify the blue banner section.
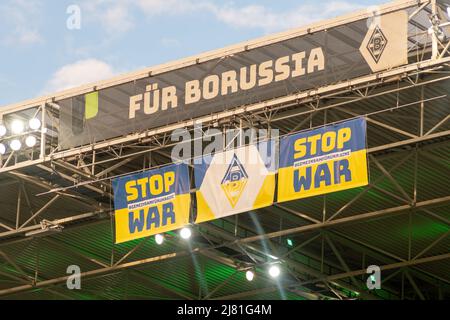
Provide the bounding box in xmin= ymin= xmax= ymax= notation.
xmin=280 ymin=118 xmax=367 ymax=168
xmin=194 ymin=154 xmax=213 ymax=190
xmin=112 ymin=163 xmax=191 ymax=244
xmin=113 ymin=163 xmax=190 ymax=211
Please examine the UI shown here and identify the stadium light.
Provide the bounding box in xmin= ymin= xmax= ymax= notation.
xmin=29 ymin=118 xmax=41 ymax=130
xmin=25 ymin=136 xmax=37 ymax=148
xmin=287 ymin=238 xmax=294 ymax=247
xmin=10 ymin=139 xmax=22 ymax=151
xmin=246 ymin=270 xmax=255 ymax=282
xmin=0 ymin=125 xmax=6 ymax=137
xmin=180 ymin=227 xmax=192 ymax=240
xmin=0 ymin=143 xmax=5 ymax=155
xmin=155 ymin=234 xmax=164 ymax=245
xmin=268 ymin=265 xmax=281 ymax=278
xmin=447 ymin=6 xmax=450 ymax=17
xmin=11 ymin=120 xmax=24 ymax=135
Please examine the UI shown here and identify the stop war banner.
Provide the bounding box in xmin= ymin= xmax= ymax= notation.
xmin=112 ymin=163 xmax=191 ymax=244
xmin=278 ymin=118 xmax=368 ymax=203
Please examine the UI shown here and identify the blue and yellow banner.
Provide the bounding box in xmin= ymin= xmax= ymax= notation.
xmin=195 ymin=141 xmax=277 ymax=223
xmin=112 ymin=163 xmax=191 ymax=244
xmin=278 ymin=118 xmax=368 ymax=203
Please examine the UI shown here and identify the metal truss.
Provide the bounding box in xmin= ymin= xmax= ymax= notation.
xmin=0 ymin=1 xmax=449 ymax=299
xmin=0 ymin=78 xmax=449 ymax=299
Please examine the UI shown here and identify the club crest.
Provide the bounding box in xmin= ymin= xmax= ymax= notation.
xmin=221 ymin=154 xmax=249 ymax=208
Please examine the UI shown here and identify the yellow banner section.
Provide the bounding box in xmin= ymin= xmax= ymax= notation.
xmin=196 ymin=173 xmax=276 ymax=224
xmin=115 ymin=194 xmax=191 ymax=244
xmin=278 ymin=149 xmax=368 ymax=202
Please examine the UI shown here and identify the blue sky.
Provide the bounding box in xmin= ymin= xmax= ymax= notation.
xmin=0 ymin=0 xmax=386 ymax=107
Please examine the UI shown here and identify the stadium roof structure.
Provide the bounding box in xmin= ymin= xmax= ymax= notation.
xmin=0 ymin=0 xmax=449 ymax=300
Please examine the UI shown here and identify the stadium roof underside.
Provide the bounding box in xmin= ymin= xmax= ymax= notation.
xmin=0 ymin=0 xmax=449 ymax=300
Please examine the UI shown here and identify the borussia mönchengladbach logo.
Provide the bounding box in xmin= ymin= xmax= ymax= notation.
xmin=366 ymin=26 xmax=387 ymax=63
xmin=221 ymin=154 xmax=249 ymax=208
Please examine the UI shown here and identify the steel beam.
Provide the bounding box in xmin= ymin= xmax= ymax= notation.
xmin=212 ymin=253 xmax=450 ymax=300
xmin=239 ymin=195 xmax=450 ymax=245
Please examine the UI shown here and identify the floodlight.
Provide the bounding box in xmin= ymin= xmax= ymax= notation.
xmin=29 ymin=118 xmax=41 ymax=130
xmin=0 ymin=125 xmax=6 ymax=137
xmin=11 ymin=120 xmax=24 ymax=135
xmin=180 ymin=227 xmax=192 ymax=240
xmin=246 ymin=270 xmax=255 ymax=282
xmin=25 ymin=136 xmax=37 ymax=147
xmin=0 ymin=143 xmax=5 ymax=155
xmin=10 ymin=139 xmax=22 ymax=151
xmin=155 ymin=234 xmax=164 ymax=245
xmin=268 ymin=265 xmax=281 ymax=278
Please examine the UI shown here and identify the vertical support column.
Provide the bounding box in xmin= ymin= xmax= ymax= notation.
xmin=15 ymin=186 xmax=22 ymax=230
xmin=40 ymin=104 xmax=46 ymax=160
xmin=413 ymin=150 xmax=418 ymax=206
xmin=401 ymin=270 xmax=405 ymax=300
xmin=239 ymin=118 xmax=243 ymax=147
xmin=320 ymin=233 xmax=324 ymax=274
xmin=420 ymin=86 xmax=424 ymax=137
xmin=91 ymin=150 xmax=96 ymax=176
xmin=408 ymin=211 xmax=412 ymax=261
xmin=431 ymin=0 xmax=439 ymax=59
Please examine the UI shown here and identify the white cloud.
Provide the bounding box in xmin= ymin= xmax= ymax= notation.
xmin=83 ymin=0 xmax=365 ymax=34
xmin=161 ymin=37 xmax=181 ymax=47
xmin=14 ymin=28 xmax=42 ymax=45
xmin=82 ymin=0 xmax=204 ymax=34
xmin=210 ymin=1 xmax=363 ymax=32
xmin=83 ymin=0 xmax=134 ymax=34
xmin=43 ymin=59 xmax=117 ymax=93
xmin=0 ymin=76 xmax=15 ymax=87
xmin=103 ymin=4 xmax=134 ymax=33
xmin=0 ymin=0 xmax=44 ymax=46
xmin=136 ymin=0 xmax=214 ymax=16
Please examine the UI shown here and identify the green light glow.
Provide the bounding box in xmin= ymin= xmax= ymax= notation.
xmin=401 ymin=218 xmax=449 ymax=240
